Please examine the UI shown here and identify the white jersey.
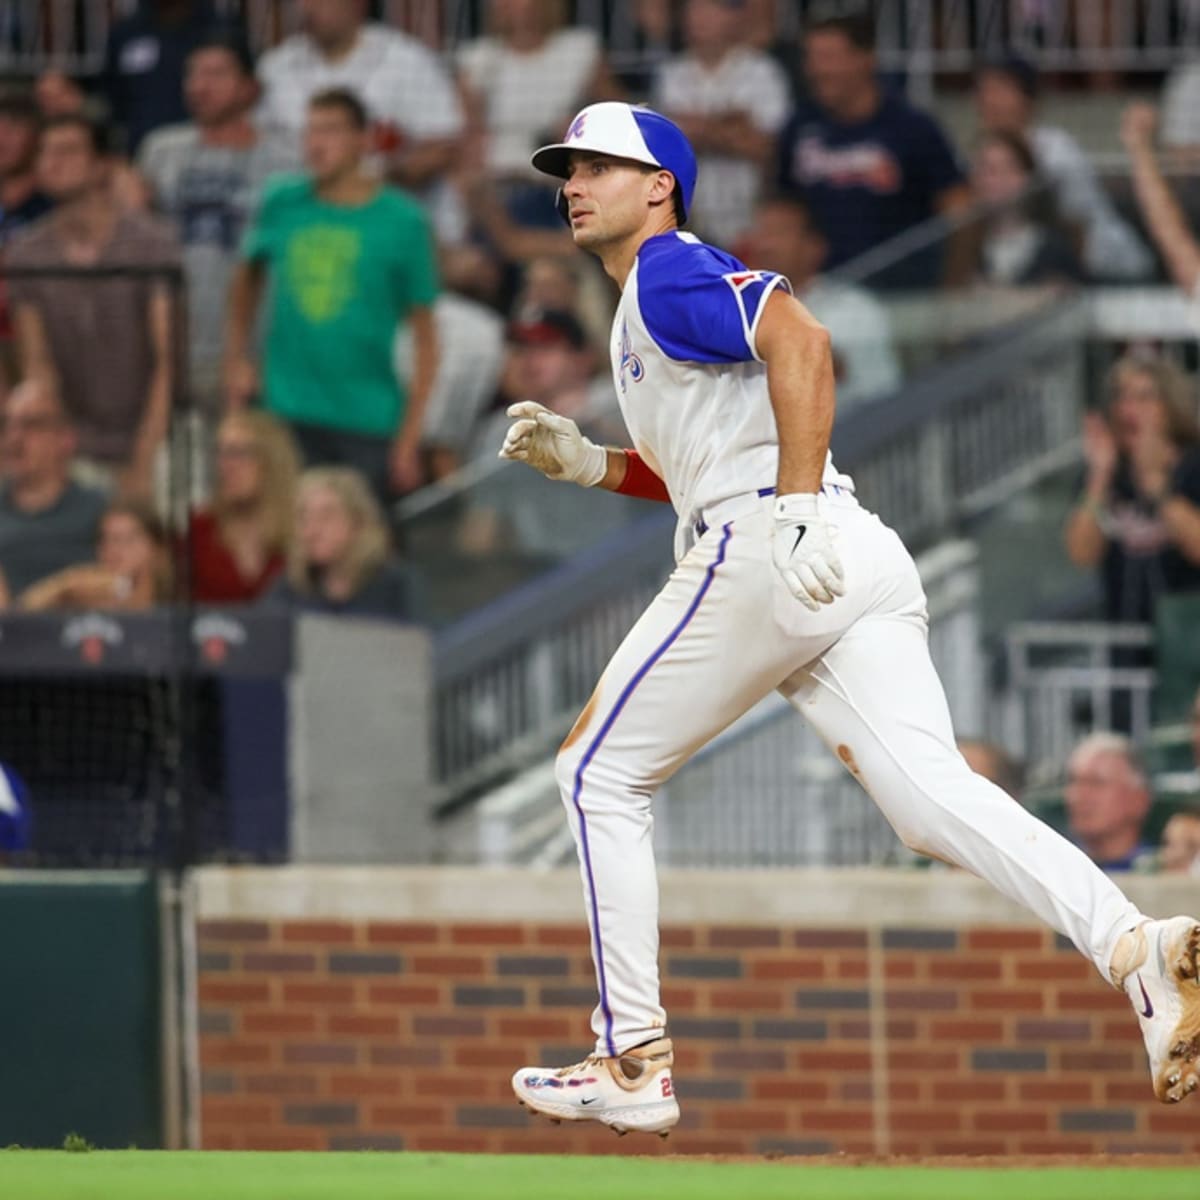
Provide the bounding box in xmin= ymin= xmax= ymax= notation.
xmin=609 ymin=231 xmax=854 ymax=558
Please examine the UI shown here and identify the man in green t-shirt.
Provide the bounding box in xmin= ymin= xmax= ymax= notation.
xmin=224 ymin=87 xmax=438 ymax=497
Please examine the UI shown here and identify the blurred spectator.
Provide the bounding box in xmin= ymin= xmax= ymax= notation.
xmin=35 ymin=70 xmax=150 ymax=212
xmin=395 ymin=291 xmax=506 ymax=483
xmin=0 ymin=379 xmax=107 ymax=598
xmin=655 ymin=0 xmax=791 ymax=248
xmin=103 ymin=0 xmax=235 ymax=154
xmin=1064 ymin=732 xmax=1154 ymax=871
xmin=0 ymin=90 xmax=52 ymax=384
xmin=261 ymin=466 xmax=420 ymax=619
xmin=139 ymin=31 xmax=294 ymax=418
xmin=957 ymin=738 xmax=1025 ymax=799
xmin=457 ymin=0 xmax=612 ymax=229
xmin=257 ymin=0 xmax=463 ymax=239
xmin=742 ymin=194 xmax=900 ymax=406
xmin=19 ymin=498 xmax=171 ymax=611
xmin=0 ymin=91 xmax=52 ymax=244
xmin=460 ymin=309 xmax=631 ymax=558
xmin=34 ymin=72 xmax=90 ymax=122
xmin=472 ymin=309 xmax=619 ymax=462
xmin=947 ymin=131 xmax=1084 ymax=290
xmin=516 ymin=256 xmax=582 ymax=314
xmin=225 ymin=89 xmax=438 ymax=500
xmin=1158 ymin=58 xmax=1200 ymax=166
xmin=1121 ymin=103 xmax=1200 ymax=299
xmin=188 ymin=411 xmax=300 ymax=604
xmin=610 ymin=0 xmax=680 ymax=100
xmin=973 ymin=55 xmax=1152 ymax=283
xmin=512 ymin=255 xmax=617 ymax=355
xmin=1064 ymin=354 xmax=1200 ymax=625
xmin=1159 ymin=809 xmax=1200 ymax=874
xmin=7 ymin=115 xmax=179 ymax=498
xmin=776 ymin=9 xmax=968 ymax=286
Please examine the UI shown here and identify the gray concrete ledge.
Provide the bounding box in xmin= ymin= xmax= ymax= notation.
xmin=190 ymin=866 xmax=1200 ymax=927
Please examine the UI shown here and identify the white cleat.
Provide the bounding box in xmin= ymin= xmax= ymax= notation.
xmin=512 ymin=1036 xmax=680 ymax=1136
xmin=1112 ymin=916 xmax=1200 ymax=1103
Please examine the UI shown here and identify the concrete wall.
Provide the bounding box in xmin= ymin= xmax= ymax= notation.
xmin=190 ymin=866 xmax=1200 ymax=1156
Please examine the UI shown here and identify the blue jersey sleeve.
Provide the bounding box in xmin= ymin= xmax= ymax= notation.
xmin=636 ymin=234 xmax=792 ymax=364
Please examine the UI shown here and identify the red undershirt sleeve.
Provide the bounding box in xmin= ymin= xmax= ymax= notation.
xmin=615 ymin=450 xmax=671 ymax=503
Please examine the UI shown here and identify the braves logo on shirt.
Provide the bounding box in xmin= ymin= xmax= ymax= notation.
xmin=794 ymin=136 xmax=902 ymax=194
xmin=618 ymin=320 xmax=644 ymax=395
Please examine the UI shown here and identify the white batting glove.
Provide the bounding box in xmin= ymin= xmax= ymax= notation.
xmin=498 ymin=401 xmax=607 ymax=487
xmin=772 ymin=493 xmax=845 ymax=612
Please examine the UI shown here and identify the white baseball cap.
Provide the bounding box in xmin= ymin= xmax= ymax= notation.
xmin=531 ymin=102 xmax=698 ymax=219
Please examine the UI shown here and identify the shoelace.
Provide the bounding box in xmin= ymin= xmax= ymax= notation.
xmin=555 ymin=1054 xmax=605 ymax=1078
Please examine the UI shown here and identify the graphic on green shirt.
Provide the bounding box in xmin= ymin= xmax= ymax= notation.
xmin=285 ymin=225 xmax=362 ymax=324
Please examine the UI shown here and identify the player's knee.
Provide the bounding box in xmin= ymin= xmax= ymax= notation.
xmin=894 ymin=816 xmax=936 ymax=858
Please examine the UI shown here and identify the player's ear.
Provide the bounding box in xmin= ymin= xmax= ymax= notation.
xmin=647 ymin=169 xmax=675 ymax=208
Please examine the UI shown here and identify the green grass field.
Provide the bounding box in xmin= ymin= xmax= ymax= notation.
xmin=0 ymin=1152 xmax=1196 ymax=1200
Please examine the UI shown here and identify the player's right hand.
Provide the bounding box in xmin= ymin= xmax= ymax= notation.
xmin=499 ymin=401 xmax=607 ymax=487
xmin=771 ymin=493 xmax=845 ymax=612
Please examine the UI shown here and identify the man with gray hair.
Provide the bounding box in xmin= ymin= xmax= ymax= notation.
xmin=1065 ymin=732 xmax=1155 ymax=871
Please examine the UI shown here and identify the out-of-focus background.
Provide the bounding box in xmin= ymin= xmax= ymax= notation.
xmin=1 ymin=0 xmax=1200 ymax=1162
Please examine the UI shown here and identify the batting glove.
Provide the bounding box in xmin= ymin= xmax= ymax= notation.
xmin=772 ymin=493 xmax=845 ymax=612
xmin=499 ymin=401 xmax=607 ymax=487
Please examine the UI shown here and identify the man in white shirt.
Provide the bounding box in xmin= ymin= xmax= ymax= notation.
xmin=974 ymin=54 xmax=1153 ymax=282
xmin=655 ymin=0 xmax=791 ymax=249
xmin=743 ymin=193 xmax=900 ymax=410
xmin=256 ymin=0 xmax=463 ymax=236
xmin=139 ymin=32 xmax=295 ymax=415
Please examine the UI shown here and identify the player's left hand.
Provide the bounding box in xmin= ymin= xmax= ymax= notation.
xmin=772 ymin=493 xmax=845 ymax=612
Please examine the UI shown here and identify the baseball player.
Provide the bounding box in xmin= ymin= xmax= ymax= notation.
xmin=501 ymin=102 xmax=1200 ymax=1136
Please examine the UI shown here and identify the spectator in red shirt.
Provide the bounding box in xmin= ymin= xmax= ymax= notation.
xmin=188 ymin=410 xmax=300 ymax=604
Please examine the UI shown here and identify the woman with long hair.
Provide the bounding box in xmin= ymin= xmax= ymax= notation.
xmin=189 ymin=411 xmax=300 ymax=604
xmin=18 ymin=498 xmax=171 ymax=610
xmin=949 ymin=129 xmax=1085 ymax=289
xmin=1065 ymin=353 xmax=1200 ymax=624
xmin=262 ymin=467 xmax=420 ymax=620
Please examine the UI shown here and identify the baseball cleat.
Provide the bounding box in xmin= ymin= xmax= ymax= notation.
xmin=512 ymin=1036 xmax=679 ymax=1135
xmin=1111 ymin=916 xmax=1200 ymax=1103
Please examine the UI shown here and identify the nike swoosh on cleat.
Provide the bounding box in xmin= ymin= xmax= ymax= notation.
xmin=580 ymin=1097 xmax=598 ymax=1105
xmin=1137 ymin=973 xmax=1154 ymax=1019
xmin=791 ymin=526 xmax=807 ymax=556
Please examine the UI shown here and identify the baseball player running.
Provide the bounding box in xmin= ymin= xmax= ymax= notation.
xmin=501 ymin=102 xmax=1200 ymax=1136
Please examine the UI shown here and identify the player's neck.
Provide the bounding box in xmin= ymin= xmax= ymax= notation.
xmin=598 ymin=216 xmax=678 ymax=289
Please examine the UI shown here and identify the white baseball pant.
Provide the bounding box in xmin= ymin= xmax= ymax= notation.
xmin=554 ymin=489 xmax=1145 ymax=1057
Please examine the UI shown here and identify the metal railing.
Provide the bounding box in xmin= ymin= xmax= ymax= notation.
xmin=8 ymin=0 xmax=1200 ymax=81
xmin=1000 ymin=621 xmax=1157 ymax=785
xmin=833 ymin=296 xmax=1087 ymax=546
xmin=431 ymin=513 xmax=675 ymax=807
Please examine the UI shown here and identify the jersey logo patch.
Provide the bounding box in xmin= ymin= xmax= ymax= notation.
xmin=723 ymin=270 xmax=766 ymax=292
xmin=618 ymin=320 xmax=644 ymax=395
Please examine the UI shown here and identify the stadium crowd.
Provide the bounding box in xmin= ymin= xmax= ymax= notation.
xmin=0 ymin=1 xmax=1199 ymax=838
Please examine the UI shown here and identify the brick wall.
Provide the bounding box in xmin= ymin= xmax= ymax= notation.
xmin=192 ymin=868 xmax=1200 ymax=1157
